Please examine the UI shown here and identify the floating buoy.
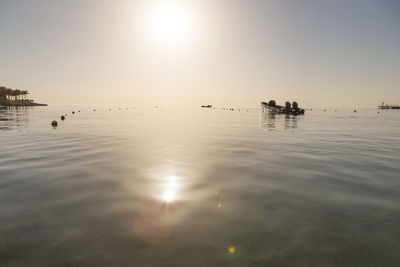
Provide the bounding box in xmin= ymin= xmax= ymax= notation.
xmin=78 ymin=110 xmax=81 ymax=113
xmin=72 ymin=111 xmax=75 ymax=114
xmin=61 ymin=116 xmax=65 ymax=120
xmin=51 ymin=120 xmax=58 ymax=127
xmin=354 ymin=110 xmax=357 ymax=113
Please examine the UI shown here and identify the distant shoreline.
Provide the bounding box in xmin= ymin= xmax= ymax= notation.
xmin=0 ymin=99 xmax=47 ymax=107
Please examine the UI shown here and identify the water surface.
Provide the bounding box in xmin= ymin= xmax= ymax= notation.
xmin=1 ymin=106 xmax=400 ymax=266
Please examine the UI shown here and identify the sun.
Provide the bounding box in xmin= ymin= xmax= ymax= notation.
xmin=141 ymin=2 xmax=197 ymax=46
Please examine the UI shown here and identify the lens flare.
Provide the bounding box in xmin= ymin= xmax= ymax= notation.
xmin=228 ymin=246 xmax=235 ymax=254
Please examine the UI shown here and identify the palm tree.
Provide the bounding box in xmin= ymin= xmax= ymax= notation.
xmin=0 ymin=86 xmax=31 ymax=101
xmin=15 ymin=89 xmax=22 ymax=100
xmin=11 ymin=89 xmax=17 ymax=100
xmin=7 ymin=88 xmax=13 ymax=100
xmin=0 ymin=86 xmax=7 ymax=99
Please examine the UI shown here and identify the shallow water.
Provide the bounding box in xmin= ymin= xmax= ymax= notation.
xmin=1 ymin=106 xmax=400 ymax=266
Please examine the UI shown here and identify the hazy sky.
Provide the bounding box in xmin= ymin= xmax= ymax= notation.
xmin=0 ymin=0 xmax=399 ymax=107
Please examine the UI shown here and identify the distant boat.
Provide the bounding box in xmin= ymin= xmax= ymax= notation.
xmin=378 ymin=102 xmax=400 ymax=110
xmin=201 ymin=105 xmax=212 ymax=108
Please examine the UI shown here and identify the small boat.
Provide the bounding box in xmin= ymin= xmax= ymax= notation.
xmin=378 ymin=102 xmax=400 ymax=110
xmin=261 ymin=100 xmax=305 ymax=115
xmin=201 ymin=105 xmax=212 ymax=108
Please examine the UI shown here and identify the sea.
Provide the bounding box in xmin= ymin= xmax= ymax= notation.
xmin=1 ymin=105 xmax=399 ymax=266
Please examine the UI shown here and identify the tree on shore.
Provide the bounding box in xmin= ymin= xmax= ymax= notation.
xmin=0 ymin=86 xmax=30 ymax=101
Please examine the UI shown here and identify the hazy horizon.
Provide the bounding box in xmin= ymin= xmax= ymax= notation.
xmin=1 ymin=0 xmax=399 ymax=108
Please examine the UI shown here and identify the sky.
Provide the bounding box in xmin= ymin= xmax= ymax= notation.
xmin=0 ymin=0 xmax=399 ymax=108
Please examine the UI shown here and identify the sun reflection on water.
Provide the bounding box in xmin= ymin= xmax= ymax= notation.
xmin=161 ymin=175 xmax=179 ymax=203
xmin=133 ymin=175 xmax=182 ymax=244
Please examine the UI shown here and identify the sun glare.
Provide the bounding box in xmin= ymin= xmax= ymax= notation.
xmin=162 ymin=190 xmax=175 ymax=202
xmin=142 ymin=2 xmax=197 ymax=46
xmin=161 ymin=176 xmax=178 ymax=203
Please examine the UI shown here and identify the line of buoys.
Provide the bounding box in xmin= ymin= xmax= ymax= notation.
xmin=53 ymin=107 xmax=135 ymax=128
xmin=205 ymin=107 xmax=254 ymax=111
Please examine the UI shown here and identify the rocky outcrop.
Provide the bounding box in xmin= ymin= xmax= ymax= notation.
xmin=0 ymin=99 xmax=47 ymax=106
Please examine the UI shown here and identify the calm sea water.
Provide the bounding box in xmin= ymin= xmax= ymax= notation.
xmin=1 ymin=106 xmax=400 ymax=266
